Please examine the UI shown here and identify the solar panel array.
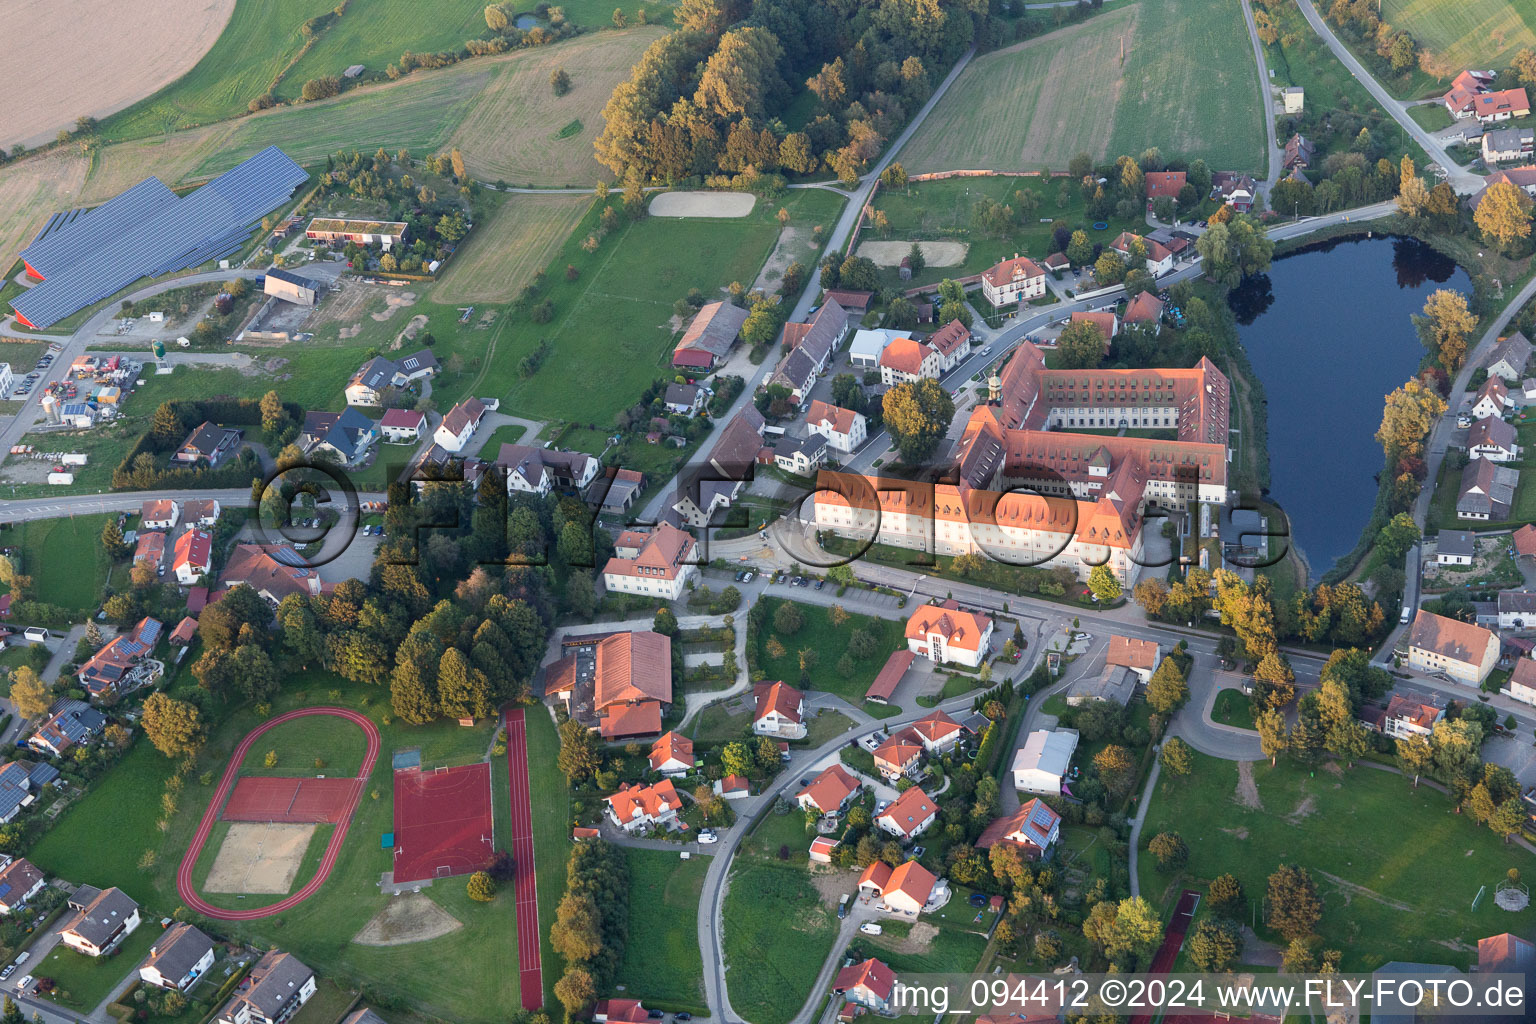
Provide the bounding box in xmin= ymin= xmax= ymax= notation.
xmin=11 ymin=147 xmax=308 ymax=329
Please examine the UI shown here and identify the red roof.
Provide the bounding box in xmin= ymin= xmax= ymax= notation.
xmin=1123 ymin=291 xmax=1165 ymax=325
xmin=1144 ymin=171 xmax=1186 ymax=199
xmin=926 ymin=319 xmax=971 ymax=357
xmin=909 ymin=710 xmax=964 ymax=744
xmin=1515 ymin=524 xmax=1536 ymax=557
xmin=1069 ymin=310 xmax=1117 ymax=339
xmin=1474 ymin=88 xmax=1530 ymax=119
xmin=866 ymin=649 xmax=915 ymax=701
xmin=172 ymin=530 xmax=212 ymax=574
xmin=797 ymin=765 xmax=860 ymax=812
xmin=834 ymin=959 xmax=896 ymax=1002
xmin=805 ymin=400 xmax=861 ymax=436
xmin=877 ymin=787 xmax=936 ymax=836
xmin=753 ymin=680 xmax=803 ymax=725
xmin=982 ymin=255 xmax=1044 ymax=289
xmin=607 ymin=780 xmax=679 ymax=822
xmin=380 ymin=408 xmax=426 ymax=429
xmin=719 ymin=773 xmax=750 ymax=793
xmin=648 ymin=731 xmax=694 ymax=771
xmin=905 ymin=600 xmax=992 ymax=653
xmin=879 ymin=338 xmax=934 ymax=376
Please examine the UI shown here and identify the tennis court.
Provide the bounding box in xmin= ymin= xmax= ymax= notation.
xmin=391 ymin=762 xmax=495 ymax=884
xmin=222 ymin=776 xmax=360 ymax=824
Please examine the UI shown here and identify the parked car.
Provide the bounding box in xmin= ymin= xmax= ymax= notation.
xmin=859 ymin=922 xmax=883 ymax=935
xmin=649 ymin=1011 xmax=665 ymax=1019
xmin=697 ymin=831 xmax=718 ymax=845
xmin=814 ymin=578 xmax=825 ymax=590
xmin=1 ymin=966 xmax=14 ymax=982
xmin=15 ymin=975 xmax=31 ymax=992
xmin=674 ymin=1014 xmax=692 ymax=1021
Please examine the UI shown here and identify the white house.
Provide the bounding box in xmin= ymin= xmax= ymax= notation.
xmin=139 ymin=923 xmax=216 ymax=991
xmin=496 ymin=444 xmax=599 ymax=496
xmin=795 ymin=764 xmax=861 ymax=814
xmin=877 ymin=786 xmax=938 ymax=839
xmin=0 ymin=364 xmax=14 ymax=399
xmin=1498 ymin=590 xmax=1536 ymax=630
xmin=1011 ymin=729 xmax=1079 ymax=795
xmin=1105 ymin=635 xmax=1160 ymax=683
xmin=1381 ymin=694 xmax=1445 ymax=740
xmin=602 ymin=524 xmax=698 ymax=601
xmin=857 ymin=860 xmax=946 ymax=917
xmin=834 ymin=959 xmax=898 ymax=1013
xmin=1437 ymin=530 xmax=1476 ymax=566
xmin=379 ymin=408 xmax=427 ymax=443
xmin=433 ymin=398 xmax=487 ymax=453
xmin=1109 ymin=232 xmax=1175 ymax=277
xmin=904 ymin=601 xmax=993 ymax=669
xmin=804 ymin=400 xmax=867 ymax=453
xmin=1486 ymin=332 xmax=1532 ymax=381
xmin=214 ymin=951 xmax=314 ymax=1024
xmin=140 ymin=499 xmax=180 ymax=531
xmin=977 ymin=798 xmax=1062 ymax=860
xmin=849 ymin=328 xmax=899 ymax=369
xmin=1470 ymin=376 xmax=1511 ymax=421
xmin=752 ymin=680 xmax=806 ymax=739
xmin=907 ymin=710 xmax=967 ymax=754
xmin=59 ymin=885 xmax=140 ymax=957
xmin=183 ymin=498 xmax=221 ymax=527
xmin=647 ymin=732 xmax=694 ymax=777
xmin=172 ymin=530 xmax=213 ymax=585
xmin=980 ymin=254 xmax=1046 ymax=307
xmin=1468 ymin=415 xmax=1520 ymax=462
xmin=605 ymin=781 xmax=681 ymax=833
xmin=773 ymin=434 xmax=827 ymax=476
xmin=1406 ymin=609 xmax=1500 ymax=685
xmin=664 ymin=383 xmax=706 ymax=417
xmin=1509 ymin=657 xmax=1536 ymax=705
xmin=879 ymin=338 xmax=941 ymax=387
xmin=0 ymin=858 xmax=45 ymax=915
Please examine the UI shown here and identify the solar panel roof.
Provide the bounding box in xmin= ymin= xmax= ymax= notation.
xmin=11 ymin=147 xmax=307 ymax=329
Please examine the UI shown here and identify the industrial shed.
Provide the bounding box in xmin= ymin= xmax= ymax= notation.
xmin=11 ymin=146 xmax=308 ymax=329
xmin=264 ymin=267 xmax=319 ymax=306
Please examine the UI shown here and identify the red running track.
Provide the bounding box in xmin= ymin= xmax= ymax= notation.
xmin=1128 ymin=889 xmax=1201 ymax=1024
xmin=504 ymin=707 xmax=543 ymax=1010
xmin=176 ymin=707 xmax=381 ymax=921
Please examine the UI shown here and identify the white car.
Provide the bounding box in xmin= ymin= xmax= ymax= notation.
xmin=697 ymin=831 xmax=718 ymax=845
xmin=15 ymin=975 xmax=32 ymax=992
xmin=859 ymin=922 xmax=883 ymax=935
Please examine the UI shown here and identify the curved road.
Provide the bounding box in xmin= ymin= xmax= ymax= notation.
xmin=176 ymin=706 xmax=380 ymax=920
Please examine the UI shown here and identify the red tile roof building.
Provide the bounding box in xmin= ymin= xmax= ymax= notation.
xmin=877 ymin=786 xmax=938 ymax=838
xmin=834 ymin=959 xmax=898 ymax=1010
xmin=1444 ymin=69 xmax=1497 ymax=118
xmin=905 ymin=600 xmax=994 ymax=668
xmin=975 ymin=797 xmax=1062 ymax=858
xmin=795 ymin=764 xmax=862 ymax=813
xmin=925 ymin=319 xmax=972 ymax=371
xmin=878 ymin=337 xmax=941 ymax=386
xmin=981 ymin=255 xmax=1046 ymax=308
xmin=591 ymin=632 xmax=672 ymax=739
xmin=1406 ymin=610 xmax=1499 ymax=685
xmin=1144 ymin=171 xmax=1186 ymax=199
xmin=606 ymin=780 xmax=681 ymax=832
xmin=648 ymin=731 xmax=694 ymax=775
xmin=752 ymin=681 xmax=806 ymax=739
xmin=601 ymin=523 xmax=698 ymax=601
xmin=873 ymin=730 xmax=924 ymax=780
xmin=865 ymin=649 xmax=915 ymax=703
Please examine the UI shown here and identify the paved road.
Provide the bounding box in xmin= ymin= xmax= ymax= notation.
xmin=1238 ymin=0 xmax=1284 ymax=193
xmin=1292 ymin=0 xmax=1479 ymax=192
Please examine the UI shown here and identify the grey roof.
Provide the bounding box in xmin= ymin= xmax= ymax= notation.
xmin=21 ymin=178 xmax=177 ymax=279
xmin=1498 ymin=590 xmax=1536 ymax=614
xmin=1011 ymin=729 xmax=1078 ymax=780
xmin=1071 ymin=664 xmax=1137 ymax=705
xmin=31 ymin=701 xmax=105 ymax=752
xmin=143 ymin=923 xmax=215 ymax=983
xmin=770 ymin=346 xmax=816 ymax=392
xmin=776 ymin=434 xmax=826 ymax=461
xmin=1484 ymin=126 xmax=1534 ymax=152
xmin=1458 ymin=459 xmax=1519 ymax=517
xmin=795 ymin=298 xmax=847 ymax=366
xmin=64 ymin=886 xmax=138 ymax=948
xmin=0 ymin=764 xmax=30 ymax=820
xmin=398 ymin=349 xmax=438 ymax=375
xmin=665 ymin=383 xmax=701 ymax=407
xmin=1469 ymin=414 xmax=1518 ymax=449
xmin=265 ymin=267 xmax=315 ymax=289
xmin=1487 ymin=331 xmax=1533 ymax=375
xmin=300 ymin=408 xmax=375 ymax=456
xmin=224 ymin=951 xmax=313 ymax=1022
xmin=674 ymin=301 xmax=750 ymax=360
xmin=1438 ymin=530 xmax=1477 ymax=558
xmin=350 ymin=356 xmax=400 ymax=391
xmin=13 ymin=147 xmax=308 ymax=329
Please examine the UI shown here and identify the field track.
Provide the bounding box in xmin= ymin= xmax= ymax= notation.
xmin=176 ymin=706 xmax=380 ymax=920
xmin=503 ymin=707 xmax=544 ymax=1010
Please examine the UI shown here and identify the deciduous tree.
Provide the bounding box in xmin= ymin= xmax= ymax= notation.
xmin=1266 ymin=864 xmax=1322 ymax=940
xmin=142 ymin=693 xmax=205 ymax=759
xmin=883 ymin=378 xmax=955 ymax=464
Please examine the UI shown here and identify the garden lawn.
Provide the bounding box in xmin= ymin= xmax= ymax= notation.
xmin=690 ymin=702 xmax=754 ymax=744
xmin=721 ymin=860 xmax=838 ymax=1024
xmin=237 ymin=713 xmax=369 ymax=777
xmin=34 ymin=923 xmax=160 ymax=1010
xmin=617 ymin=849 xmax=708 ymax=1008
xmin=1135 ymin=751 xmax=1536 ymax=969
xmin=287 ymin=980 xmax=358 ymax=1024
xmin=859 ymin=919 xmax=989 ymax=973
xmin=753 ymin=596 xmax=904 ymax=717
xmin=1210 ymin=688 xmax=1257 ymax=730
xmin=133 ymin=349 xmax=368 ymax=413
xmin=896 ymin=0 xmax=1264 ymax=173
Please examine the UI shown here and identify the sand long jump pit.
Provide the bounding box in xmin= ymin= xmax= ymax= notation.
xmin=204 ymin=823 xmax=316 ymax=895
xmin=649 ymin=191 xmax=756 ymax=218
xmin=856 ymin=240 xmax=969 ymax=267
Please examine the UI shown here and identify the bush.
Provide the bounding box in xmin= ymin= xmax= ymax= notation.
xmin=300 ymin=76 xmax=341 ymax=102
xmin=466 ymin=870 xmax=497 ymax=901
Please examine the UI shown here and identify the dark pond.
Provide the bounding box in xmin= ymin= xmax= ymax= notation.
xmin=1227 ymin=234 xmax=1473 ymax=580
xmin=514 ymin=12 xmax=540 ymax=28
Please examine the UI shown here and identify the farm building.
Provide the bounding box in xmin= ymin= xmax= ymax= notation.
xmin=12 ymin=147 xmax=308 ymax=329
xmin=305 ymin=218 xmax=408 ymax=249
xmin=263 ymin=267 xmax=319 ymax=306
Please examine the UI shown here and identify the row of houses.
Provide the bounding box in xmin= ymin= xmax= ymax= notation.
xmin=1444 ymin=69 xmax=1531 ymax=123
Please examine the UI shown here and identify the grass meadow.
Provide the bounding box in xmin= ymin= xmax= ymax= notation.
xmin=435 ymin=194 xmax=592 ymax=304
xmin=1384 ymin=0 xmax=1536 ymax=86
xmin=26 ymin=672 xmax=570 ymax=1024
xmin=16 ymin=514 xmax=116 ymax=613
xmin=1136 ymin=752 xmax=1536 ymax=968
xmin=237 ymin=713 xmax=369 ymax=777
xmin=897 ymin=0 xmax=1265 ymax=173
xmin=617 ymin=849 xmax=709 ymax=1008
xmin=752 ymin=595 xmax=905 ymax=718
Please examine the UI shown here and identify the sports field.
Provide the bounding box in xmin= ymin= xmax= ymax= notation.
xmin=1383 ymin=0 xmax=1536 ymax=74
xmin=205 ymin=822 xmax=316 ymax=893
xmin=898 ymin=0 xmax=1265 ymax=172
xmin=192 ymin=28 xmax=663 ymax=185
xmin=435 ymin=194 xmax=591 ymax=304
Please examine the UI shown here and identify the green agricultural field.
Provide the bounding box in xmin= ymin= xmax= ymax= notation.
xmin=752 ymin=596 xmax=904 ymax=718
xmin=1384 ymin=0 xmax=1536 ymax=81
xmin=617 ymin=849 xmax=709 ymax=1008
xmin=1136 ymin=752 xmax=1536 ymax=968
xmin=16 ymin=514 xmax=115 ymax=613
xmin=722 ymin=859 xmax=839 ymax=1024
xmin=238 ymin=713 xmax=369 ymax=777
xmin=898 ymin=0 xmax=1265 ymax=173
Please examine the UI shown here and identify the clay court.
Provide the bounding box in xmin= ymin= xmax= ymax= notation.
xmin=648 ymin=192 xmax=756 ymax=218
xmin=204 ymin=822 xmax=314 ymax=894
xmin=856 ymin=240 xmax=969 ymax=267
xmin=392 ymin=762 xmax=495 ymax=884
xmin=221 ymin=776 xmax=361 ymax=823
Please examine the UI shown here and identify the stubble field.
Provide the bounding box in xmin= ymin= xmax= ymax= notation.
xmin=435 ymin=194 xmax=592 ymax=304
xmin=1382 ymin=0 xmax=1536 ymax=73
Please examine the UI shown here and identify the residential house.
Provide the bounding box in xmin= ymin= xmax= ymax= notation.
xmin=496 ymin=444 xmax=599 ymax=496
xmin=1436 ymin=530 xmax=1476 ymax=566
xmin=0 ymin=762 xmax=50 ymax=823
xmin=648 ymin=732 xmax=694 ymax=776
xmin=379 ymin=409 xmax=426 ymax=443
xmin=1475 ymin=88 xmax=1531 ymax=122
xmin=140 ymin=499 xmax=180 ymax=531
xmin=925 ymin=320 xmax=972 ymax=372
xmin=805 ymin=401 xmax=868 ymax=453
xmin=980 ymin=254 xmax=1046 ymax=307
xmin=1499 ymin=590 xmax=1536 ymax=630
xmin=1144 ymin=171 xmax=1186 ymax=201
xmin=214 ymin=950 xmax=315 ymax=1024
xmin=1070 ymin=662 xmax=1139 ymax=706
xmin=774 ymin=434 xmax=828 ymax=476
xmin=134 ymin=531 xmax=166 ymax=569
xmin=1381 ymin=694 xmax=1445 ymax=740
xmin=27 ymin=699 xmax=105 ymax=757
xmin=858 ymin=860 xmax=944 ymax=917
xmin=78 ymin=617 xmax=162 ymax=699
xmin=1509 ymin=656 xmax=1536 ymax=705
xmin=298 ymin=408 xmax=378 ymax=465
xmin=1108 ymin=232 xmax=1174 ymax=277
xmin=876 ymin=786 xmax=938 ymax=839
xmin=596 ymin=468 xmax=645 ymax=515
xmin=873 ymin=729 xmax=924 ymax=781
xmin=672 ymin=301 xmax=750 ymax=370
xmin=170 ymin=617 xmax=198 ymax=646
xmin=1516 ymin=523 xmax=1536 ymax=558
xmin=752 ymin=680 xmax=806 ymax=739
xmin=714 ymin=774 xmax=750 ymax=800
xmin=908 ymin=710 xmax=966 ymax=754
xmin=172 ymin=530 xmax=213 ymax=585
xmin=670 ymin=476 xmax=743 ymax=529
xmin=588 ymin=631 xmax=672 ymax=739
xmin=769 ymin=345 xmax=820 ymax=403
xmin=879 ymin=338 xmax=941 ymax=387
xmin=1483 ymin=126 xmax=1535 ymax=164
xmin=220 ymin=544 xmax=325 ymax=605
xmin=1444 ymin=69 xmax=1497 ymax=118
xmin=905 ymin=600 xmax=994 ymax=668
xmin=1282 ymin=86 xmax=1304 ymax=112
xmin=833 ymin=959 xmax=898 ymax=1012
xmin=60 ymin=885 xmax=140 ymax=957
xmin=0 ymin=858 xmax=45 ymax=914
xmin=1468 ymin=415 xmax=1520 ymax=461
xmin=705 ymin=405 xmax=767 ymax=479
xmin=1486 ymin=332 xmax=1532 ymax=381
xmin=397 ymin=349 xmax=438 ymax=382
xmin=345 ymin=356 xmax=401 ymax=407
xmin=1471 ymin=375 xmax=1511 ymax=420
xmin=1283 ymin=133 xmax=1315 ymax=170
xmin=1405 ymin=609 xmax=1500 ymax=684
xmin=1069 ymin=310 xmax=1119 ymax=341
xmin=593 ymin=1000 xmax=652 ymax=1024
xmin=172 ymin=422 xmax=241 ymax=468
xmin=664 ymin=383 xmax=706 ymax=417
xmin=183 ymin=498 xmax=221 ymax=527
xmin=433 ymin=398 xmax=487 ymax=453
xmin=605 ymin=780 xmax=681 ymax=833
xmin=1210 ymin=172 xmax=1257 ymax=211
xmin=1011 ymin=729 xmax=1079 ymax=795
xmin=975 ymin=798 xmax=1062 ymax=860
xmin=1457 ymin=458 xmax=1519 ymax=520
xmin=601 ymin=523 xmax=697 ymax=601
xmin=1470 ymin=166 xmax=1536 ymax=210
xmin=1122 ymin=291 xmax=1165 ymax=326
xmin=1106 ymin=635 xmax=1160 ymax=682
xmin=795 ymin=764 xmax=862 ymax=814
xmin=781 ymin=299 xmax=849 ymax=374
xmin=139 ymin=923 xmax=216 ymax=991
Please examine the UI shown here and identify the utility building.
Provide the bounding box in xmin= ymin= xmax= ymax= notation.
xmin=263 ymin=268 xmax=319 ymax=306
